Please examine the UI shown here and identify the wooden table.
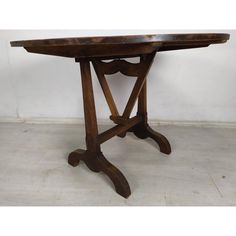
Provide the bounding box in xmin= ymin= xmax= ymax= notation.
xmin=11 ymin=33 xmax=230 ymax=198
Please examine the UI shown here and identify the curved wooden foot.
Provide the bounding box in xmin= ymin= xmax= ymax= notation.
xmin=68 ymin=149 xmax=101 ymax=172
xmin=130 ymin=123 xmax=171 ymax=154
xmin=68 ymin=149 xmax=131 ymax=198
xmin=68 ymin=149 xmax=84 ymax=167
xmin=97 ymin=153 xmax=131 ymax=198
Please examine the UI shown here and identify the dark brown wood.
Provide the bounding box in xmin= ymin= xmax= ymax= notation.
xmin=11 ymin=33 xmax=229 ymax=47
xmin=79 ymin=59 xmax=99 ymax=151
xmin=68 ymin=59 xmax=131 ymax=198
xmin=11 ymin=33 xmax=230 ymax=59
xmin=24 ymin=43 xmax=160 ymax=59
xmin=110 ymin=115 xmax=130 ymax=125
xmin=98 ymin=116 xmax=142 ymax=144
xmin=92 ymin=60 xmax=119 ymax=117
xmin=129 ymin=80 xmax=171 ymax=154
xmin=68 ymin=149 xmax=131 ymax=198
xmin=122 ymin=53 xmax=155 ymax=119
xmin=93 ymin=59 xmax=143 ymax=77
xmin=11 ymin=33 xmax=230 ymax=198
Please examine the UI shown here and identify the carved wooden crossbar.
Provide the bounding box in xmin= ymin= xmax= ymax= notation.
xmin=93 ymin=58 xmax=143 ymax=77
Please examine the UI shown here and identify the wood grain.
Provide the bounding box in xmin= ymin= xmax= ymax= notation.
xmin=10 ymin=33 xmax=230 ymax=58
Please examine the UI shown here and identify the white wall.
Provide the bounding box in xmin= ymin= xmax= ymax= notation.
xmin=0 ymin=30 xmax=235 ymax=123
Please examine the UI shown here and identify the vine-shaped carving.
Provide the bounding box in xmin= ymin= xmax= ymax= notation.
xmin=93 ymin=59 xmax=142 ymax=77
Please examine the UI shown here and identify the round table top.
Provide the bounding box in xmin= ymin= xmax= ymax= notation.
xmin=10 ymin=33 xmax=230 ymax=59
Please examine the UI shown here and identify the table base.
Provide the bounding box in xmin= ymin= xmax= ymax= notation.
xmin=68 ymin=52 xmax=171 ymax=198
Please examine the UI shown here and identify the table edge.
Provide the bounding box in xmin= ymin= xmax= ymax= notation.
xmin=10 ymin=33 xmax=230 ymax=47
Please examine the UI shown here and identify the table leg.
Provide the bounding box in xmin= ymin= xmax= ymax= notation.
xmin=68 ymin=59 xmax=131 ymax=198
xmin=129 ymin=80 xmax=171 ymax=154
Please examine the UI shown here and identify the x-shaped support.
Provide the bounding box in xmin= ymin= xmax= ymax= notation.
xmin=68 ymin=52 xmax=171 ymax=198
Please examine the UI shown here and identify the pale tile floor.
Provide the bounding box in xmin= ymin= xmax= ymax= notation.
xmin=0 ymin=123 xmax=236 ymax=206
